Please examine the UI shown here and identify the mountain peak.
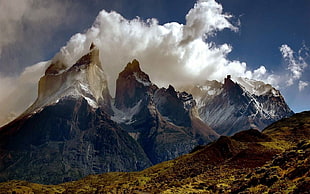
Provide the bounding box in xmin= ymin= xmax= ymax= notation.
xmin=124 ymin=59 xmax=141 ymax=74
xmin=45 ymin=43 xmax=99 ymax=75
xmin=23 ymin=44 xmax=111 ymax=115
xmin=167 ymin=85 xmax=178 ymax=98
xmin=115 ymin=59 xmax=153 ymax=109
xmin=181 ymin=76 xmax=294 ymax=136
xmin=90 ymin=42 xmax=96 ymax=50
xmin=70 ymin=43 xmax=101 ymax=71
xmin=223 ymin=75 xmax=235 ymax=90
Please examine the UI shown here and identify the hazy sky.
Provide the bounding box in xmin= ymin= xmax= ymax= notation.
xmin=0 ymin=0 xmax=309 ymax=126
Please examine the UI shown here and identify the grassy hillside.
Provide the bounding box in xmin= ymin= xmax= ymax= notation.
xmin=1 ymin=111 xmax=309 ymax=193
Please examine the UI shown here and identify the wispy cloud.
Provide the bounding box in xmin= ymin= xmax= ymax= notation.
xmin=280 ymin=44 xmax=308 ymax=87
xmin=299 ymin=81 xmax=308 ymax=91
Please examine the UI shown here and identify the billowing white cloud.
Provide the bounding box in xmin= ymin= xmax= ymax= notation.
xmin=280 ymin=44 xmax=308 ymax=86
xmin=2 ymin=0 xmax=247 ymax=126
xmin=298 ymin=81 xmax=308 ymax=91
xmin=181 ymin=0 xmax=238 ymax=44
xmin=0 ymin=0 xmax=308 ymax=126
xmin=52 ymin=0 xmax=255 ymax=94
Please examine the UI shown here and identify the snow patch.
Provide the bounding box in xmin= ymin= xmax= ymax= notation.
xmin=83 ymin=96 xmax=98 ymax=108
xmin=236 ymin=77 xmax=279 ymax=97
xmin=202 ymin=86 xmax=210 ymax=91
xmin=128 ymin=132 xmax=140 ymax=141
xmin=79 ymin=82 xmax=91 ymax=94
xmin=111 ymin=100 xmax=142 ymax=124
xmin=134 ymin=72 xmax=151 ymax=86
xmin=207 ymin=89 xmax=217 ymax=96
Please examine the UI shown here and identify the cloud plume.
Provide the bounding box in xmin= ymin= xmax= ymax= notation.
xmin=52 ymin=0 xmax=260 ymax=94
xmin=0 ymin=0 xmax=309 ymax=126
xmin=181 ymin=0 xmax=238 ymax=44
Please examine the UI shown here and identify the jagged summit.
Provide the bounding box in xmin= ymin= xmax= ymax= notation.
xmin=23 ymin=43 xmax=111 ymax=115
xmin=113 ymin=60 xmax=219 ymax=164
xmin=223 ymin=75 xmax=234 ymax=89
xmin=115 ymin=59 xmax=154 ymax=109
xmin=181 ymin=76 xmax=294 ymax=135
xmin=166 ymin=85 xmax=178 ymax=98
xmin=123 ymin=59 xmax=141 ymax=74
xmin=224 ymin=75 xmax=231 ymax=84
xmin=45 ymin=43 xmax=99 ymax=75
xmin=0 ymin=46 xmax=156 ymax=184
xmin=236 ymin=77 xmax=281 ymax=97
xmin=118 ymin=59 xmax=151 ymax=87
xmin=223 ymin=75 xmax=244 ymax=96
xmin=89 ymin=42 xmax=96 ymax=50
xmin=70 ymin=43 xmax=101 ymax=70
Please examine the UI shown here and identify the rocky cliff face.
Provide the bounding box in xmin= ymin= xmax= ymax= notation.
xmin=0 ymin=97 xmax=151 ymax=185
xmin=113 ymin=60 xmax=219 ymax=164
xmin=115 ymin=59 xmax=154 ymax=110
xmin=182 ymin=75 xmax=294 ymax=136
xmin=0 ymin=45 xmax=152 ymax=184
xmin=24 ymin=43 xmax=111 ymax=116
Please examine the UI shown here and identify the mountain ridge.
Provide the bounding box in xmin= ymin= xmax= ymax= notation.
xmin=0 ymin=43 xmax=295 ymax=185
xmin=0 ymin=45 xmax=218 ymax=184
xmin=181 ymin=75 xmax=294 ymax=135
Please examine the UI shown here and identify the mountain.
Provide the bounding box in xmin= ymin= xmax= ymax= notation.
xmin=25 ymin=43 xmax=112 ymax=115
xmin=0 ymin=44 xmax=218 ymax=184
xmin=112 ymin=59 xmax=219 ymax=164
xmin=181 ymin=75 xmax=294 ymax=136
xmin=0 ymin=44 xmax=152 ymax=184
xmin=2 ymin=111 xmax=308 ymax=193
xmin=0 ymin=42 xmax=295 ymax=185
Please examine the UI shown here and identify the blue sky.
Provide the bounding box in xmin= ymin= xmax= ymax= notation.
xmin=216 ymin=0 xmax=310 ymax=69
xmin=0 ymin=0 xmax=309 ymax=118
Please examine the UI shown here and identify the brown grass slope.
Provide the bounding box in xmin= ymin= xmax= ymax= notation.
xmin=0 ymin=111 xmax=309 ymax=193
